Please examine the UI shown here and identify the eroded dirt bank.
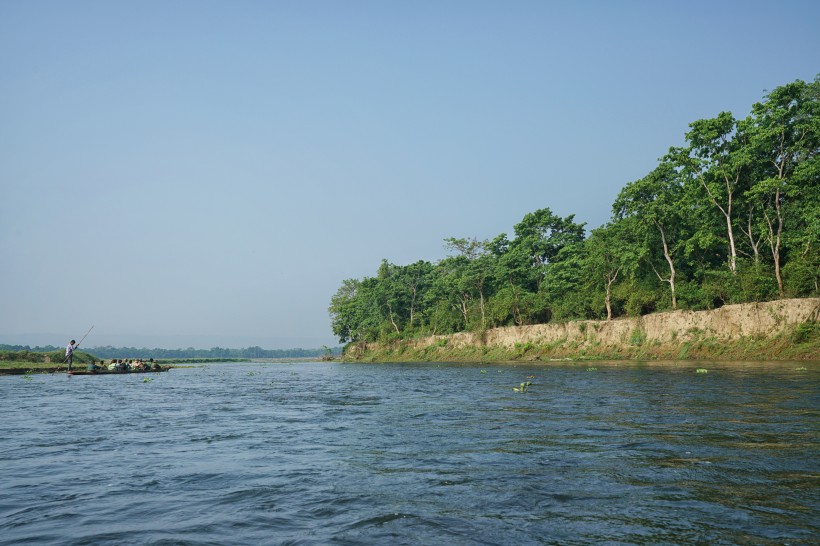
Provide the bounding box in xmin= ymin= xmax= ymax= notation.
xmin=346 ymin=298 xmax=820 ymax=362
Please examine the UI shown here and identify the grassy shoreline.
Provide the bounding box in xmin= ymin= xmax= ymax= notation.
xmin=342 ymin=328 xmax=820 ymax=363
xmin=343 ymin=299 xmax=820 ymax=363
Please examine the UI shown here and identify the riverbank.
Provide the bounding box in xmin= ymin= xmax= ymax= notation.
xmin=344 ymin=298 xmax=820 ymax=362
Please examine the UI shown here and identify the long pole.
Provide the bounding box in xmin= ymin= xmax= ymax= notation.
xmin=76 ymin=325 xmax=94 ymax=348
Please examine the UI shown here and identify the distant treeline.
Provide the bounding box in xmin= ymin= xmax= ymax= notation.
xmin=0 ymin=345 xmax=342 ymax=360
xmin=329 ymin=77 xmax=820 ymax=344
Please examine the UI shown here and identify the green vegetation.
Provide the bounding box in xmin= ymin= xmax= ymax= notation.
xmin=792 ymin=321 xmax=818 ymax=344
xmin=512 ymin=381 xmax=533 ymax=393
xmin=330 ymin=77 xmax=820 ymax=347
xmin=0 ymin=349 xmax=95 ymax=369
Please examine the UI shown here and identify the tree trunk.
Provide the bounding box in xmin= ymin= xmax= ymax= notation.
xmin=457 ymin=294 xmax=470 ymax=325
xmin=605 ymin=268 xmax=620 ymax=320
xmin=725 ymin=200 xmax=737 ymax=272
xmin=386 ymin=302 xmax=400 ymax=334
xmin=773 ymin=188 xmax=784 ymax=298
xmin=656 ymin=222 xmax=677 ymax=309
xmin=742 ymin=204 xmax=761 ymax=263
xmin=409 ymin=286 xmax=417 ymax=327
xmin=699 ymin=172 xmax=739 ymax=272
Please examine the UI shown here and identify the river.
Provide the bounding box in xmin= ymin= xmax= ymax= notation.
xmin=1 ymin=361 xmax=817 ymax=545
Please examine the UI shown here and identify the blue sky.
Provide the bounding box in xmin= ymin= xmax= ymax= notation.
xmin=2 ymin=1 xmax=818 ymax=349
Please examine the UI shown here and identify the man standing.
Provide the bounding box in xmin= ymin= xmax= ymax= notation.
xmin=65 ymin=339 xmax=78 ymax=371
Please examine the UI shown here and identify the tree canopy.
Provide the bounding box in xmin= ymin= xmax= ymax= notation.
xmin=329 ymin=77 xmax=820 ymax=344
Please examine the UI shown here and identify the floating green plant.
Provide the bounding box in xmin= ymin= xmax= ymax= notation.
xmin=143 ymin=376 xmax=153 ymax=383
xmin=480 ymin=370 xmax=487 ymax=374
xmin=513 ymin=381 xmax=533 ymax=393
xmin=696 ymin=369 xmax=708 ymax=374
xmin=796 ymin=367 xmax=807 ymax=371
xmin=587 ymin=367 xmax=597 ymax=372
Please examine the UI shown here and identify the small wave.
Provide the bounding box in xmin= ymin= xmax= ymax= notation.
xmin=346 ymin=512 xmax=417 ymax=530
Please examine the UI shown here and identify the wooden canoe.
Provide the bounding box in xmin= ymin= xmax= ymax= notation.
xmin=66 ymin=367 xmax=171 ymax=376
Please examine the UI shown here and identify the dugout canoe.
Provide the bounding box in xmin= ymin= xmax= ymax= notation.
xmin=67 ymin=367 xmax=172 ymax=376
xmin=0 ymin=366 xmax=172 ymax=375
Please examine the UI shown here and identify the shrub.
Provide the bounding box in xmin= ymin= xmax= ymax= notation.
xmin=783 ymin=255 xmax=820 ymax=297
xmin=792 ymin=321 xmax=818 ymax=344
xmin=629 ymin=327 xmax=647 ymax=346
xmin=623 ymin=285 xmax=659 ymax=317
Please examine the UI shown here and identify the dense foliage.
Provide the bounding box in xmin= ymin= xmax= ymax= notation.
xmin=0 ymin=345 xmax=341 ymax=359
xmin=329 ymin=77 xmax=820 ymax=344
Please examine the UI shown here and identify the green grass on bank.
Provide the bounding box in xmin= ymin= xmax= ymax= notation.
xmin=0 ymin=350 xmax=96 ymax=369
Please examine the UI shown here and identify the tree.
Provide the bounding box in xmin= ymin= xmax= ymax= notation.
xmin=376 ymin=259 xmax=407 ymax=335
xmin=584 ymin=219 xmax=641 ymax=320
xmin=429 ymin=256 xmax=471 ymax=332
xmin=509 ymin=208 xmax=587 ymax=293
xmin=328 ymin=278 xmax=363 ymax=343
xmin=443 ymin=237 xmax=496 ymax=329
xmin=487 ymin=234 xmax=528 ymax=326
xmin=393 ymin=260 xmax=435 ymax=331
xmin=677 ymin=111 xmax=752 ymax=273
xmin=745 ymin=78 xmax=820 ymax=297
xmin=541 ymin=242 xmax=589 ymax=320
xmin=614 ymin=160 xmax=687 ymax=309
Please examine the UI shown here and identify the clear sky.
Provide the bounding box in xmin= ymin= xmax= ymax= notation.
xmin=2 ymin=1 xmax=818 ymax=349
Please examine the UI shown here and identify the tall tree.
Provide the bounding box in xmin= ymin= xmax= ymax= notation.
xmin=488 ymin=234 xmax=529 ymax=326
xmin=614 ymin=160 xmax=686 ymax=309
xmin=677 ymin=111 xmax=751 ymax=273
xmin=328 ymin=278 xmax=361 ymax=343
xmin=376 ymin=260 xmax=404 ymax=335
xmin=430 ymin=255 xmax=471 ymax=331
xmin=393 ymin=260 xmax=435 ymax=331
xmin=540 ymin=242 xmax=589 ymax=320
xmin=745 ymin=78 xmax=820 ymax=297
xmin=443 ymin=237 xmax=496 ymax=329
xmin=584 ymin=219 xmax=641 ymax=320
xmin=509 ymin=208 xmax=586 ymax=293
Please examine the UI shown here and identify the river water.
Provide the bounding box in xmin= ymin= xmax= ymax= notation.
xmin=1 ymin=361 xmax=817 ymax=545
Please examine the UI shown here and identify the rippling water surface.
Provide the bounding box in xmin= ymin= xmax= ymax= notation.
xmin=1 ymin=361 xmax=818 ymax=545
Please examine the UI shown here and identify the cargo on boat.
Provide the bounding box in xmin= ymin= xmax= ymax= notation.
xmin=67 ymin=366 xmax=171 ymax=376
xmin=65 ymin=358 xmax=171 ymax=375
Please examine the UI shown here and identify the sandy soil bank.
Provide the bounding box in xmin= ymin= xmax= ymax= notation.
xmin=347 ymin=298 xmax=820 ymax=362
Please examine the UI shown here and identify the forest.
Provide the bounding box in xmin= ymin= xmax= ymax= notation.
xmin=329 ymin=77 xmax=820 ymax=345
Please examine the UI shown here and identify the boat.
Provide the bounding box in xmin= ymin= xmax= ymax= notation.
xmin=0 ymin=366 xmax=172 ymax=376
xmin=67 ymin=366 xmax=171 ymax=376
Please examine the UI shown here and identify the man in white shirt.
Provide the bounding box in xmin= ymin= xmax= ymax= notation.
xmin=65 ymin=340 xmax=78 ymax=371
